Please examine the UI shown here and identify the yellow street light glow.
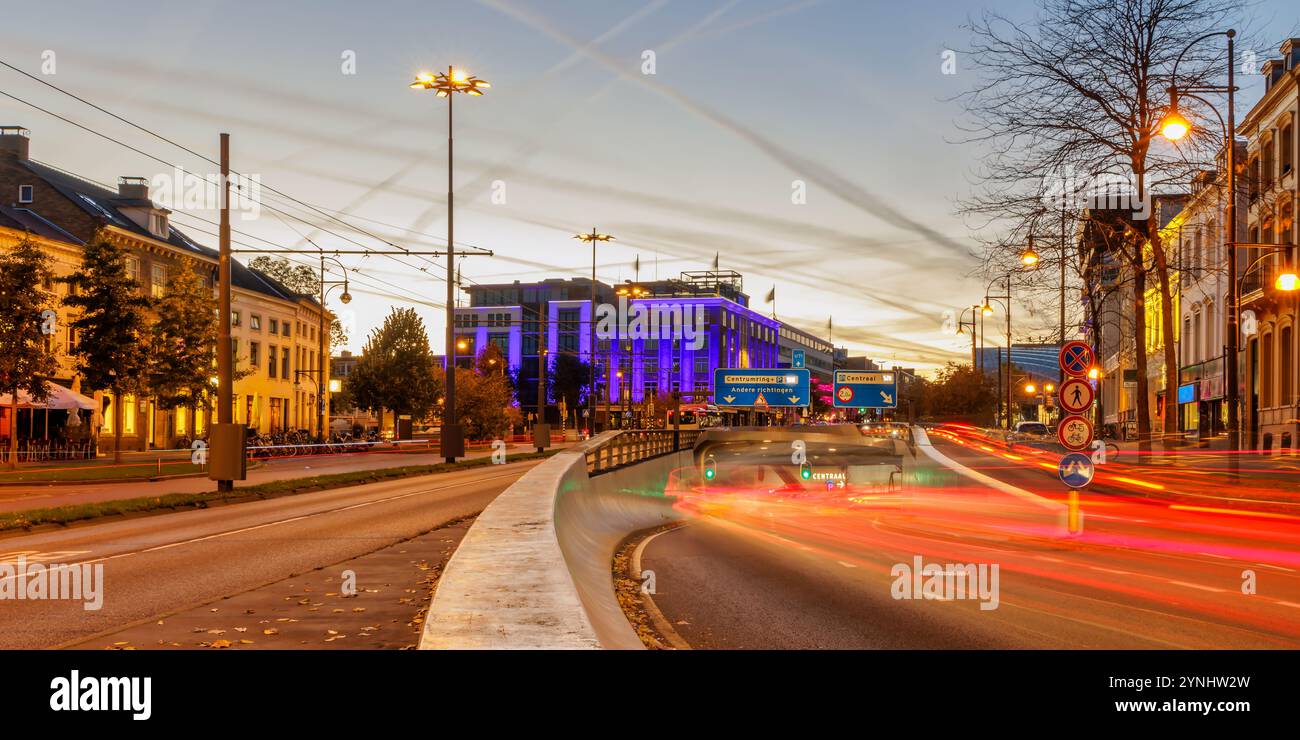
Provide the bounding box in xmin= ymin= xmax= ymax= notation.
xmin=1024 ymin=383 xmax=1036 ymax=394
xmin=1020 ymin=248 xmax=1041 ymax=266
xmin=981 ymin=303 xmax=994 ymax=317
xmin=1276 ymin=271 xmax=1300 ymax=291
xmin=1088 ymin=367 xmax=1102 ymax=380
xmin=1045 ymin=383 xmax=1055 ymax=393
xmin=1159 ymin=110 xmax=1191 ymax=141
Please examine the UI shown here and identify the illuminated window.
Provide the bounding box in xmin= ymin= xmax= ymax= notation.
xmin=123 ymin=395 xmax=137 ymax=434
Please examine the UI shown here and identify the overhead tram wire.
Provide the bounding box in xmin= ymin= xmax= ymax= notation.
xmin=0 ymin=79 xmax=488 ymax=282
xmin=0 ymin=57 xmax=491 ymax=264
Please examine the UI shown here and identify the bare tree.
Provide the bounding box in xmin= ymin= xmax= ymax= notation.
xmin=955 ymin=0 xmax=1252 ymax=449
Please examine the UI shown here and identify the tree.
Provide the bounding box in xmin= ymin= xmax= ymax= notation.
xmin=62 ymin=232 xmax=152 ymax=463
xmin=549 ymin=353 xmax=591 ymax=413
xmin=0 ymin=235 xmax=59 ymax=469
xmin=919 ymin=363 xmax=998 ymax=422
xmin=344 ymin=308 xmax=440 ymax=427
xmin=957 ymin=0 xmax=1249 ymax=449
xmin=454 ymin=366 xmax=514 ymax=440
xmin=148 ymin=261 xmax=217 ymax=438
xmin=248 ymin=255 xmax=348 ymax=349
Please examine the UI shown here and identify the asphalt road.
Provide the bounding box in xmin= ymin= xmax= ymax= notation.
xmin=0 ymin=459 xmax=540 ymax=648
xmin=640 ymin=429 xmax=1300 ymax=649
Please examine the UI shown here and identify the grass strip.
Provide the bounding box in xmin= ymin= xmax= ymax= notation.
xmin=0 ymin=450 xmax=559 ymax=533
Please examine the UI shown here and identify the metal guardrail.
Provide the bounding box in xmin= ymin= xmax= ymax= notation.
xmin=585 ymin=429 xmax=701 ymax=475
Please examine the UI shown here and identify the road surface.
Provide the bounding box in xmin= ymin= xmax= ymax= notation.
xmin=0 ymin=458 xmax=541 ymax=648
xmin=639 ymin=427 xmax=1300 ymax=649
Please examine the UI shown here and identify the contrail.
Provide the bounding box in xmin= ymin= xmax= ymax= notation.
xmin=475 ymin=0 xmax=974 ymax=259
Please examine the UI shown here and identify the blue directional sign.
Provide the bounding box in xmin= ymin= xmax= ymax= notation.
xmin=714 ymin=368 xmax=810 ymax=407
xmin=833 ymin=370 xmax=898 ymax=408
xmin=1057 ymin=452 xmax=1095 ymax=488
xmin=791 ymin=349 xmax=805 ymax=368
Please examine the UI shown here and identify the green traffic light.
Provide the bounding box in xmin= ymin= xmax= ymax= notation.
xmin=704 ymin=455 xmax=717 ymax=481
xmin=800 ymin=463 xmax=812 ymax=480
xmin=704 ymin=468 xmax=716 ymax=480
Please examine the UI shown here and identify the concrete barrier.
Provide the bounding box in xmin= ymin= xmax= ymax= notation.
xmin=419 ymin=432 xmax=691 ymax=649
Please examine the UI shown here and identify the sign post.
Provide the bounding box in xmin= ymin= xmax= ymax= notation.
xmin=1057 ymin=341 xmax=1097 ymax=535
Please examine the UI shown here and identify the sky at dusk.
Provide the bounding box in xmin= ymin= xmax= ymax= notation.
xmin=2 ymin=0 xmax=1294 ymax=370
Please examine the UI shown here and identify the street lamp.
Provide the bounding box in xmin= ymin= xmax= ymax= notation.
xmin=1158 ymin=29 xmax=1239 ymax=451
xmin=574 ymin=228 xmax=614 ymax=436
xmin=315 ymin=254 xmax=349 ymax=441
xmin=411 ymin=65 xmax=490 ymax=463
xmin=956 ymin=305 xmax=979 ymax=368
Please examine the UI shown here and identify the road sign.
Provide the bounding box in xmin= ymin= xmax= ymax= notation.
xmin=832 ymin=370 xmax=897 ymax=408
xmin=1059 ymin=341 xmax=1094 ymax=377
xmin=1057 ymin=452 xmax=1095 ymax=488
xmin=792 ymin=349 xmax=805 ymax=368
xmin=1058 ymin=377 xmax=1095 ymax=414
xmin=714 ymin=368 xmax=810 ymax=407
xmin=1057 ymin=414 xmax=1094 ymax=451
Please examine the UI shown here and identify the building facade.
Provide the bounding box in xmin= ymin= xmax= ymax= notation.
xmin=0 ymin=127 xmax=330 ymax=451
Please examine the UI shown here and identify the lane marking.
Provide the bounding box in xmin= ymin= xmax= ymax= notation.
xmin=1166 ymin=580 xmax=1227 ymax=593
xmin=632 ymin=526 xmax=692 ymax=650
xmin=0 ymin=469 xmax=529 ymax=583
xmin=836 ymin=561 xmax=858 ymax=569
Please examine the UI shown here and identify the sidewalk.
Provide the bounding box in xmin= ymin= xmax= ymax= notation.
xmin=0 ymin=441 xmax=567 ymax=514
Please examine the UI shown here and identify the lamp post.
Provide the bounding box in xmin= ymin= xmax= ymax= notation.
xmin=956 ymin=305 xmax=979 ymax=367
xmin=983 ymin=248 xmax=1039 ymax=429
xmin=411 ymin=65 xmax=490 ymax=463
xmin=1158 ymin=29 xmax=1237 ymax=450
xmin=316 ymin=253 xmax=350 ymax=441
xmin=574 ymin=228 xmax=614 ymax=436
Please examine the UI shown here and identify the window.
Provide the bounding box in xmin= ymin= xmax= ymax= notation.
xmin=282 ymin=321 xmax=291 ymax=338
xmin=149 ymin=212 xmax=168 ymax=238
xmin=1283 ymin=120 xmax=1295 ymax=176
xmin=268 ymin=344 xmax=278 ymax=378
xmin=270 ymin=318 xmax=279 ymax=334
xmin=125 ymin=256 xmax=140 ymax=284
xmin=281 ymin=347 xmax=290 ymax=379
xmin=18 ymin=184 xmax=33 ymax=204
xmin=123 ymin=395 xmax=137 ymax=434
xmin=151 ymin=264 xmax=167 ymax=298
xmin=250 ymin=315 xmax=261 ymax=331
xmin=250 ymin=341 xmax=260 ymax=369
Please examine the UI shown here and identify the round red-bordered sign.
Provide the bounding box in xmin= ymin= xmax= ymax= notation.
xmin=836 ymin=385 xmax=854 ymax=404
xmin=1059 ymin=341 xmax=1095 ymax=377
xmin=1057 ymin=414 xmax=1094 ymax=451
xmin=1058 ymin=377 xmax=1095 ymax=414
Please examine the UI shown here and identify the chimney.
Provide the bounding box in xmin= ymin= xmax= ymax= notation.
xmin=117 ymin=176 xmax=150 ymax=200
xmin=1282 ymin=39 xmax=1300 ymax=71
xmin=0 ymin=126 xmax=30 ymax=160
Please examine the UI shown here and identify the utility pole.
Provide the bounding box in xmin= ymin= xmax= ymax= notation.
xmin=216 ymin=133 xmax=233 ymax=492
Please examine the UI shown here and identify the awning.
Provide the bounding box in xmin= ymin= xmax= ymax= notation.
xmin=0 ymin=382 xmax=96 ymax=410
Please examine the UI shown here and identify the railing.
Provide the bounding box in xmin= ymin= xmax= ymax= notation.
xmin=585 ymin=429 xmax=701 ymax=476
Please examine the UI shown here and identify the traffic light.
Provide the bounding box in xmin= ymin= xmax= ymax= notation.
xmin=799 ymin=461 xmax=812 ymax=481
xmin=703 ymin=455 xmax=717 ymax=481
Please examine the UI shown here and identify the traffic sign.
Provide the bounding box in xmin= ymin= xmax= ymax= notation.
xmin=832 ymin=370 xmax=897 ymax=408
xmin=792 ymin=349 xmax=805 ymax=368
xmin=1057 ymin=414 xmax=1094 ymax=451
xmin=714 ymin=368 xmax=810 ymax=408
xmin=1059 ymin=341 xmax=1094 ymax=377
xmin=1058 ymin=377 xmax=1095 ymax=414
xmin=1057 ymin=452 xmax=1095 ymax=488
